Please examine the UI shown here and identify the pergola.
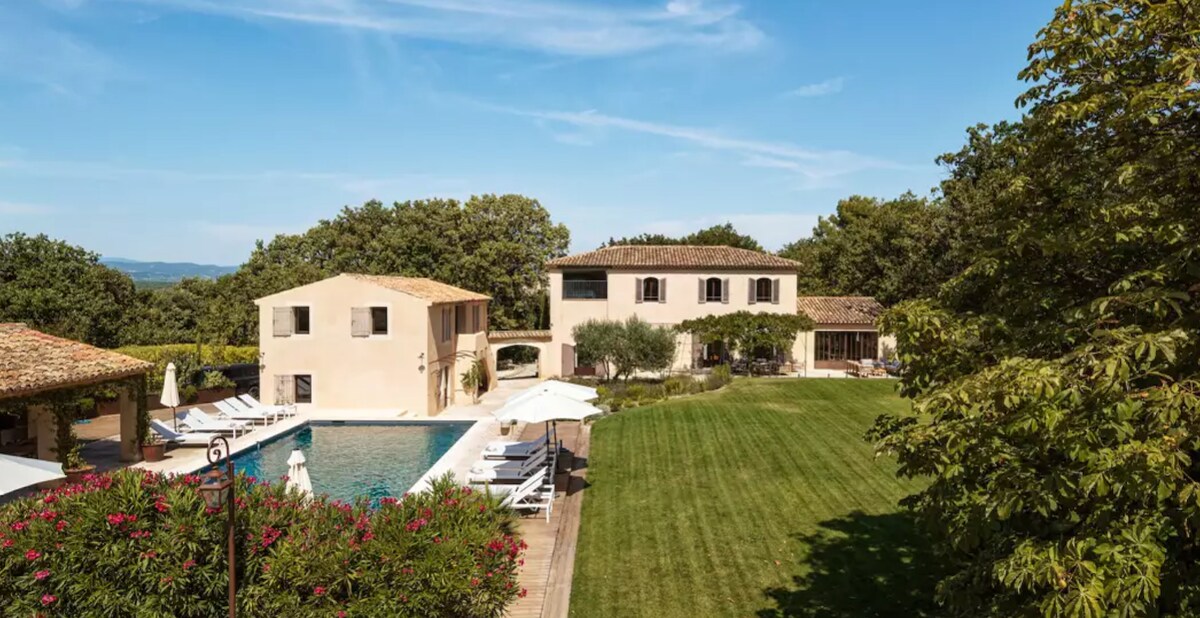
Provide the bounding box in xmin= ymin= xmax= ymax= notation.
xmin=0 ymin=323 xmax=153 ymax=465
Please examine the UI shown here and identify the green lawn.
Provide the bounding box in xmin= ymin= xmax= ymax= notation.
xmin=569 ymin=378 xmax=937 ymax=618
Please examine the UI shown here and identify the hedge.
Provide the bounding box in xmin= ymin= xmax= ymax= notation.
xmin=114 ymin=345 xmax=259 ymax=392
xmin=0 ymin=470 xmax=525 ymax=617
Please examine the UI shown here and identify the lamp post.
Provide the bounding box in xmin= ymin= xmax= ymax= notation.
xmin=200 ymin=435 xmax=237 ymax=618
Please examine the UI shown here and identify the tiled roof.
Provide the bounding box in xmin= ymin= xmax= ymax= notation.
xmin=796 ymin=296 xmax=885 ymax=325
xmin=548 ymin=245 xmax=801 ymax=271
xmin=0 ymin=324 xmax=154 ymax=400
xmin=346 ymin=274 xmax=491 ymax=304
xmin=488 ymin=330 xmax=552 ymax=342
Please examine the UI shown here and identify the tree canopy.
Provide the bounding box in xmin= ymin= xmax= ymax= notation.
xmin=0 ymin=233 xmax=138 ymax=348
xmin=677 ymin=311 xmax=814 ymax=368
xmin=604 ymin=222 xmax=763 ymax=252
xmin=870 ymin=1 xmax=1200 ymax=615
xmin=572 ymin=317 xmax=677 ymax=380
xmin=779 ymin=193 xmax=962 ymax=306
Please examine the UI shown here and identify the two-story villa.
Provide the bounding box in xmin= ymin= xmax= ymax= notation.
xmin=545 ymin=245 xmax=891 ymax=376
xmin=255 ymin=273 xmax=492 ymax=416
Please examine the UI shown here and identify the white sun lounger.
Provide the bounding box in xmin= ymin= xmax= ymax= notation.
xmin=468 ymin=451 xmax=548 ymax=484
xmin=237 ymin=394 xmax=296 ymax=417
xmin=472 ymin=443 xmax=549 ymax=471
xmin=223 ymin=398 xmax=280 ymax=422
xmin=176 ymin=408 xmax=248 ymax=437
xmin=503 ymin=480 xmax=555 ymax=522
xmin=150 ymin=420 xmax=221 ymax=447
xmin=477 ymin=468 xmax=548 ymax=497
xmin=482 ymin=433 xmax=549 ymax=460
xmin=213 ymin=400 xmax=274 ymax=425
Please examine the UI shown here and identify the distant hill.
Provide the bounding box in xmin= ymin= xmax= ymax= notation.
xmin=100 ymin=257 xmax=238 ymax=282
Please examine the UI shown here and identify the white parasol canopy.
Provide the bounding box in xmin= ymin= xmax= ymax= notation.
xmin=285 ymin=449 xmax=313 ymax=499
xmin=0 ymin=454 xmax=65 ymax=496
xmin=499 ymin=380 xmax=598 ymax=415
xmin=160 ymin=362 xmax=181 ymax=431
xmin=495 ymin=390 xmax=602 ymax=425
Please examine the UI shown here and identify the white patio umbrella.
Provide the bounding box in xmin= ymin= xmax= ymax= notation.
xmin=160 ymin=362 xmax=181 ymax=431
xmin=495 ymin=391 xmax=602 ymax=462
xmin=0 ymin=454 xmax=65 ymax=496
xmin=285 ymin=449 xmax=313 ymax=499
xmin=500 ymin=380 xmax=598 ymax=412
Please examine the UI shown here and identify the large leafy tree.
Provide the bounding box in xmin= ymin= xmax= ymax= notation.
xmin=0 ymin=233 xmax=138 ymax=347
xmin=870 ymin=2 xmax=1200 ymax=615
xmin=604 ymin=222 xmax=763 ymax=251
xmin=779 ymin=193 xmax=961 ymax=305
xmin=209 ymin=195 xmax=569 ymax=343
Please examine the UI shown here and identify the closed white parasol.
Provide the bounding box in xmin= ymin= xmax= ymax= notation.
xmin=0 ymin=454 xmax=65 ymax=497
xmin=160 ymin=362 xmax=181 ymax=431
xmin=285 ymin=449 xmax=313 ymax=499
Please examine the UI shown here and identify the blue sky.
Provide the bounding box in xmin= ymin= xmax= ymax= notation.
xmin=1 ymin=0 xmax=1055 ymax=265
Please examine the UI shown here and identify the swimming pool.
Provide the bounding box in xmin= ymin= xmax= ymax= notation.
xmin=230 ymin=422 xmax=473 ymax=504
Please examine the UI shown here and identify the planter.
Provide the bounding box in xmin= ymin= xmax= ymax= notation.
xmin=194 ymin=387 xmax=235 ymax=405
xmin=64 ymin=464 xmax=97 ymax=484
xmin=97 ymin=399 xmax=121 ymax=417
xmin=499 ymin=423 xmax=512 ymax=436
xmin=142 ymin=442 xmax=166 ymax=462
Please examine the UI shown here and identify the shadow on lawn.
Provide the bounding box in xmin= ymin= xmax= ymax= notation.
xmin=757 ymin=511 xmax=942 ymax=618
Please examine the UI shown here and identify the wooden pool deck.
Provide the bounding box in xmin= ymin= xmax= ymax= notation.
xmin=506 ymin=420 xmax=590 ymax=618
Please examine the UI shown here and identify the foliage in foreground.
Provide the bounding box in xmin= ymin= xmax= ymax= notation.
xmin=870 ymin=1 xmax=1200 ymax=615
xmin=0 ymin=470 xmax=524 ymax=617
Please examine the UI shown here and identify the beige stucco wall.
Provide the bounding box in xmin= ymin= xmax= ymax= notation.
xmin=547 ymin=269 xmax=800 ymax=376
xmin=256 ymin=275 xmax=489 ymax=416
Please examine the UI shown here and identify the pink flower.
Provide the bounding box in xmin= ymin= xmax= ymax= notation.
xmin=338 ymin=612 xmax=347 ymax=618
xmin=25 ymin=549 xmax=40 ymax=561
xmin=41 ymin=594 xmax=56 ymax=606
xmin=182 ymin=559 xmax=196 ymax=571
xmin=34 ymin=569 xmax=50 ymax=580
xmin=313 ymin=586 xmax=326 ymax=596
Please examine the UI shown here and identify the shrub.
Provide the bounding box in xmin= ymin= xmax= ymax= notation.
xmin=0 ymin=470 xmax=524 ymax=617
xmin=572 ymin=317 xmax=676 ymax=380
xmin=662 ymin=376 xmax=694 ymax=397
xmin=199 ymin=371 xmax=236 ymax=391
xmin=706 ymin=364 xmax=732 ymax=391
xmin=116 ymin=345 xmax=259 ymax=392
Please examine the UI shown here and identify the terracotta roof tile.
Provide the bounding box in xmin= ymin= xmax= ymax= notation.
xmin=345 ymin=274 xmax=490 ymax=304
xmin=548 ymin=245 xmax=801 ymax=271
xmin=796 ymin=296 xmax=884 ymax=325
xmin=0 ymin=324 xmax=154 ymax=400
xmin=488 ymin=330 xmax=552 ymax=342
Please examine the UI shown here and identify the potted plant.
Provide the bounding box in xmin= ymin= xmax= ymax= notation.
xmin=499 ymin=419 xmax=516 ymax=436
xmin=51 ymin=400 xmax=94 ymax=483
xmin=141 ymin=434 xmax=166 ymax=462
xmin=460 ymin=360 xmax=486 ymax=404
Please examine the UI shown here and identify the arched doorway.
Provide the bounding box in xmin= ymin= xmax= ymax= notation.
xmin=494 ymin=344 xmax=542 ymax=380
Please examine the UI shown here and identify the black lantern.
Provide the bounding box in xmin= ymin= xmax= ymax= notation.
xmin=202 ymin=435 xmax=238 ymax=618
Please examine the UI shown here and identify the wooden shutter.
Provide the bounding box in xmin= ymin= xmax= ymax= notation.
xmin=272 ymin=307 xmax=292 ymax=337
xmin=274 ymin=374 xmax=295 ymax=404
xmin=659 ymin=278 xmax=667 ymax=303
xmin=351 ymin=307 xmax=370 ymax=337
xmin=772 ymin=278 xmax=781 ymax=304
xmin=698 ymin=278 xmax=705 ymax=303
xmin=721 ymin=278 xmax=730 ymax=304
xmin=747 ymin=277 xmax=756 ymax=305
xmin=635 ymin=278 xmax=643 ymax=303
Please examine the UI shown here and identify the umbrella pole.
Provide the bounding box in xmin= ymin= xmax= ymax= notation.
xmin=172 ymin=406 xmax=177 ymax=432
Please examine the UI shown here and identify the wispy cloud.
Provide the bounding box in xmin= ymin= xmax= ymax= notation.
xmin=114 ymin=0 xmax=764 ymax=57
xmin=0 ymin=9 xmax=120 ymax=97
xmin=0 ymin=200 xmax=54 ymax=216
xmin=784 ymin=76 xmax=845 ymax=98
xmin=494 ymin=105 xmax=903 ymax=185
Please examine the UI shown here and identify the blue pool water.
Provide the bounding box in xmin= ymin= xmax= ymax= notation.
xmin=230 ymin=422 xmax=472 ymax=504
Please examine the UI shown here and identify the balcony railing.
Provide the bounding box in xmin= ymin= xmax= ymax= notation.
xmin=563 ymin=280 xmax=608 ymax=299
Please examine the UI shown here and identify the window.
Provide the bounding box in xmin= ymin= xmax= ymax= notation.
xmin=563 ymin=271 xmax=608 ymax=299
xmin=455 ymin=304 xmax=466 ymax=333
xmin=705 ymin=277 xmax=724 ymax=303
xmin=292 ymin=306 xmax=310 ymax=335
xmin=815 ymin=332 xmax=880 ymax=363
xmin=641 ymin=277 xmax=661 ymax=302
xmin=370 ymin=307 xmax=388 ymax=335
xmin=472 ymin=305 xmax=481 ymax=333
xmin=441 ymin=307 xmax=452 ymax=342
xmin=755 ymin=278 xmax=774 ymax=303
xmin=294 ymin=375 xmax=312 ymax=404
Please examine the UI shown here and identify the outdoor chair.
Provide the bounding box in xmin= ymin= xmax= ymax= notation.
xmin=237 ymin=394 xmax=297 ymax=417
xmin=150 ymin=420 xmax=221 ymax=447
xmin=214 ymin=399 xmax=275 ymax=425
xmin=482 ymin=432 xmax=549 ymax=460
xmin=175 ymin=409 xmax=248 ymax=437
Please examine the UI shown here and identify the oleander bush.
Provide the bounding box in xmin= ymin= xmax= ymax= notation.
xmin=0 ymin=470 xmax=524 ymax=617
